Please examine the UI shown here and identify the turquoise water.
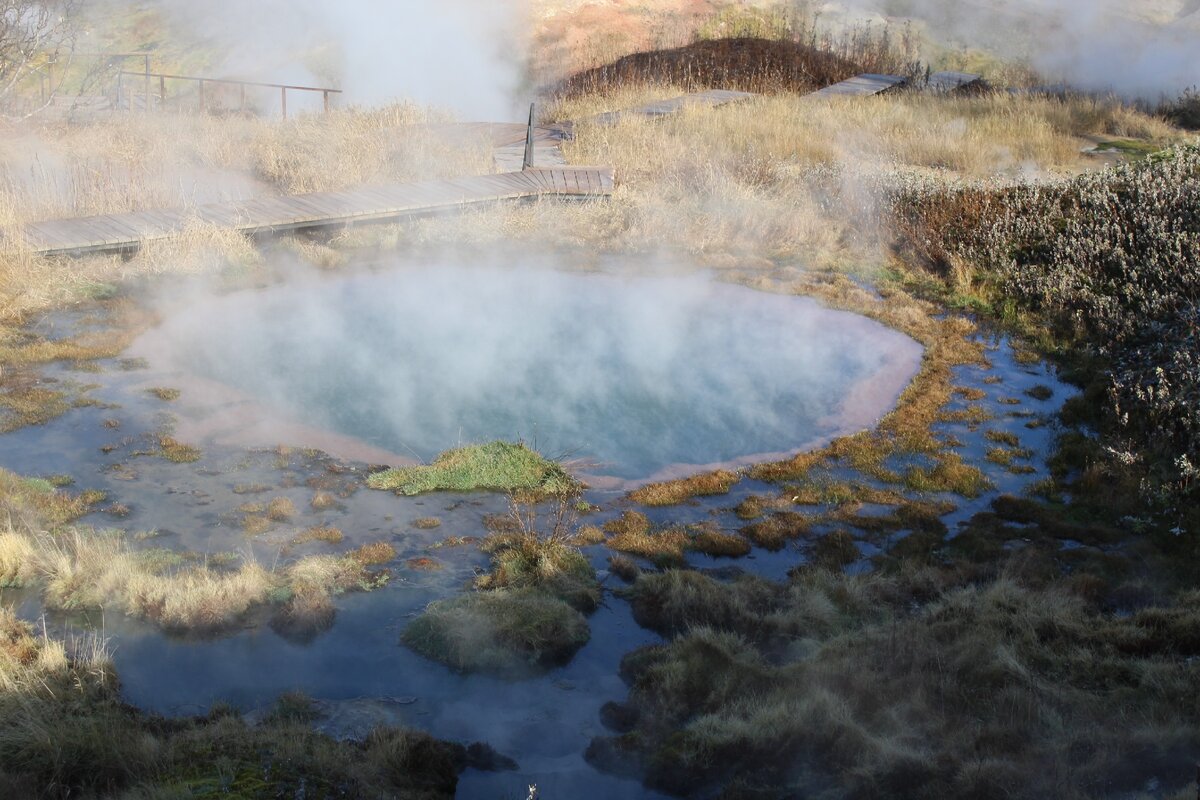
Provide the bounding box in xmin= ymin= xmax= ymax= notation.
xmin=145 ymin=267 xmax=921 ymax=479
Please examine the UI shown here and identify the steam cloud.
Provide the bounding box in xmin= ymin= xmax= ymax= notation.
xmin=136 ymin=265 xmax=922 ymax=482
xmin=153 ymin=0 xmax=528 ymax=120
xmin=841 ymin=0 xmax=1200 ymax=97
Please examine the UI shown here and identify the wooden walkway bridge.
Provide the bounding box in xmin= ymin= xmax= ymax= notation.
xmin=810 ymin=73 xmax=908 ymax=98
xmin=14 ymin=71 xmax=976 ymax=257
xmin=20 ymin=168 xmax=613 ymax=256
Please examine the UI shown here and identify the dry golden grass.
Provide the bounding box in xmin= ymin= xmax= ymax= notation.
xmin=155 ymin=435 xmax=201 ymax=463
xmin=607 ymin=526 xmax=690 ymax=566
xmin=0 ymin=464 xmax=390 ymax=633
xmin=309 ymin=491 xmax=337 ymax=511
xmin=732 ymin=268 xmax=991 ymax=499
xmin=292 ymin=525 xmax=344 ymax=546
xmin=575 ymin=524 xmax=606 ymax=545
xmin=0 ymin=605 xmax=110 ymax=694
xmin=0 ymin=104 xmax=493 ymax=330
xmin=739 ymin=511 xmax=811 ymax=551
xmin=690 ymin=525 xmax=751 ymax=558
xmin=0 ymin=105 xmax=488 ymax=228
xmin=349 ymin=541 xmax=397 ymax=566
xmin=265 ymin=497 xmax=295 ymax=522
xmin=365 ymin=89 xmax=1186 ymax=275
xmin=29 ymin=526 xmax=277 ymax=632
xmin=628 ymin=469 xmax=739 ymax=506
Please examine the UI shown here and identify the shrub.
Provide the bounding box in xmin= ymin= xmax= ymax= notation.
xmin=890 ymin=144 xmax=1200 ymax=512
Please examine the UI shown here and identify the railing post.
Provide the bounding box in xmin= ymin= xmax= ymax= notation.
xmin=240 ymin=84 xmax=246 ymax=112
xmin=160 ymin=75 xmax=166 ymax=109
xmin=323 ymin=90 xmax=329 ymax=113
xmin=281 ymin=87 xmax=287 ymax=119
xmin=144 ymin=54 xmax=150 ymax=112
xmin=198 ymin=79 xmax=205 ymax=112
xmin=523 ymin=102 xmax=536 ymax=170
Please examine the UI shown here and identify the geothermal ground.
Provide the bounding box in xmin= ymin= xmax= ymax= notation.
xmin=0 ymin=2 xmax=1198 ymax=799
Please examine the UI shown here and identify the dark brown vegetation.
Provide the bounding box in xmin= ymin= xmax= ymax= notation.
xmin=594 ymin=474 xmax=1200 ymax=799
xmin=890 ymin=143 xmax=1200 ymax=527
xmin=553 ymin=18 xmax=921 ymax=99
xmin=1160 ymin=87 xmax=1200 ymax=130
xmin=556 ymin=37 xmax=858 ymax=97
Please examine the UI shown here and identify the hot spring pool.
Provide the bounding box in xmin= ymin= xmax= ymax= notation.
xmin=135 ymin=267 xmax=922 ymax=481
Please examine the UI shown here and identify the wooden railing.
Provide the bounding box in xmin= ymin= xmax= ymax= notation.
xmin=117 ymin=70 xmax=342 ymax=118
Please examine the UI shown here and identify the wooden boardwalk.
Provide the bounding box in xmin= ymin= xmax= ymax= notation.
xmin=19 ymin=168 xmax=613 ymax=256
xmin=810 ymin=74 xmax=907 ymax=98
xmin=16 ymin=76 xmax=919 ymax=257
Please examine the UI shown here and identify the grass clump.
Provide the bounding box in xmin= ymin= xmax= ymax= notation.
xmin=350 ymin=541 xmax=397 ymax=566
xmin=310 ymin=490 xmax=338 ymax=511
xmin=146 ymin=387 xmax=181 ymax=402
xmin=1 ymin=467 xmax=389 ymax=637
xmin=0 ymin=469 xmax=103 ymax=530
xmin=405 ymin=495 xmax=598 ymax=676
xmin=292 ymin=525 xmax=344 ymax=546
xmin=808 ymin=529 xmax=859 ymax=570
xmin=476 ymin=496 xmax=601 ymax=611
xmin=367 ymin=441 xmax=578 ymax=497
xmin=155 ymin=435 xmax=202 ymax=464
xmin=904 ymin=453 xmax=993 ymax=497
xmin=411 ymin=516 xmax=442 ymax=529
xmin=608 ymin=555 xmax=641 ymax=583
xmin=739 ymin=512 xmax=811 ymax=551
xmin=240 ymin=514 xmax=271 ymax=536
xmin=0 ymin=384 xmax=73 ymax=433
xmin=688 ymin=523 xmax=751 ymax=558
xmin=984 ymin=429 xmax=1021 ymax=447
xmin=627 ymin=470 xmax=739 ymax=506
xmin=402 ymin=589 xmax=589 ymax=678
xmin=266 ymin=496 xmax=296 ymax=522
xmin=604 ymin=513 xmax=752 ymax=563
xmin=575 ymin=525 xmax=606 ymax=545
xmin=604 ymin=511 xmax=690 ymax=567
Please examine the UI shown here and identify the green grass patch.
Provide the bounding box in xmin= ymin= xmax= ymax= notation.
xmin=367 ymin=441 xmax=577 ymax=496
xmin=1093 ymin=138 xmax=1163 ymax=158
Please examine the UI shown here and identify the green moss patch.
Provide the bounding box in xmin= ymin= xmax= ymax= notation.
xmin=367 ymin=441 xmax=578 ymax=496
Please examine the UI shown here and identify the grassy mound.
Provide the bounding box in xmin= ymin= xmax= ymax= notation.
xmin=402 ymin=589 xmax=590 ymax=678
xmin=367 ymin=441 xmax=578 ymax=497
xmin=555 ymin=37 xmax=868 ymax=98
